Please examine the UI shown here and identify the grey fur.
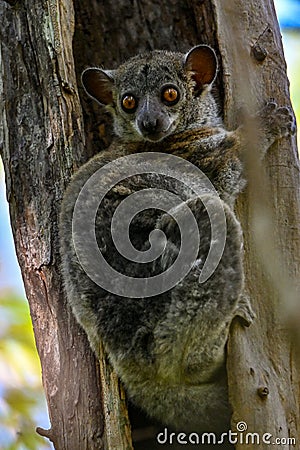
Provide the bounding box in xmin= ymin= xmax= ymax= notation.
xmin=60 ymin=45 xmax=295 ymax=433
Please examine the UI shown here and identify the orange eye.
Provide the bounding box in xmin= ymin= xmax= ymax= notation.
xmin=162 ymin=87 xmax=179 ymax=104
xmin=121 ymin=94 xmax=137 ymax=112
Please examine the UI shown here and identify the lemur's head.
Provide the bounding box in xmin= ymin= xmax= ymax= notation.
xmin=82 ymin=45 xmax=218 ymax=143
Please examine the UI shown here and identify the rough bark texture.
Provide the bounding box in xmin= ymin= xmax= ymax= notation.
xmin=0 ymin=0 xmax=299 ymax=449
xmin=0 ymin=2 xmax=106 ymax=449
xmin=212 ymin=1 xmax=300 ymax=448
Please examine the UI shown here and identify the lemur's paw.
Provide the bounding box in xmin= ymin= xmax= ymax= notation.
xmin=259 ymin=101 xmax=296 ymax=141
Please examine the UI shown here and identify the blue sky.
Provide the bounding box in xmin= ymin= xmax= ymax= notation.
xmin=0 ymin=163 xmax=25 ymax=296
xmin=274 ymin=0 xmax=300 ymax=28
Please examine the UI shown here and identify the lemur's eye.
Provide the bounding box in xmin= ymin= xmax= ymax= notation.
xmin=121 ymin=94 xmax=137 ymax=112
xmin=162 ymin=86 xmax=179 ymax=105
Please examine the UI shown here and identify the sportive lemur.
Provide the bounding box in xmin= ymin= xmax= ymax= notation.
xmin=59 ymin=45 xmax=295 ymax=433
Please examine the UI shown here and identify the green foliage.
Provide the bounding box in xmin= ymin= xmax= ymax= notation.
xmin=0 ymin=290 xmax=51 ymax=450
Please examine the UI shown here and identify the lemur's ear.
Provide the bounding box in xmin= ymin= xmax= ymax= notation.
xmin=184 ymin=45 xmax=217 ymax=93
xmin=81 ymin=68 xmax=115 ymax=105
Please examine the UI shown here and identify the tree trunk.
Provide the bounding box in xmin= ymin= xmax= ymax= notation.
xmin=212 ymin=1 xmax=300 ymax=448
xmin=0 ymin=1 xmax=298 ymax=450
xmin=0 ymin=2 xmax=107 ymax=449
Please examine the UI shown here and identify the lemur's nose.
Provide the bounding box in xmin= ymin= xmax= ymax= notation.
xmin=141 ymin=116 xmax=158 ymax=132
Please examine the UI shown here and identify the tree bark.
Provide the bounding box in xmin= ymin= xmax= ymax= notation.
xmin=0 ymin=1 xmax=299 ymax=449
xmin=0 ymin=2 xmax=107 ymax=449
xmin=211 ymin=1 xmax=300 ymax=448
